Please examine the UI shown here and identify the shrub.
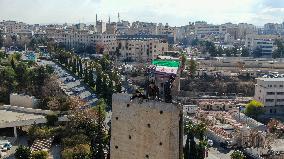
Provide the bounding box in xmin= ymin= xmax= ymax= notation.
xmin=61 ymin=144 xmax=91 ymax=159
xmin=62 ymin=134 xmax=89 ymax=148
xmin=31 ymin=150 xmax=48 ymax=159
xmin=46 ymin=113 xmax=58 ymax=126
xmin=15 ymin=145 xmax=31 ymax=159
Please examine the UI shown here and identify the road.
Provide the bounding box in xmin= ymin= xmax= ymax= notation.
xmin=208 ymin=146 xmax=233 ymax=159
xmin=38 ymin=60 xmax=98 ymax=106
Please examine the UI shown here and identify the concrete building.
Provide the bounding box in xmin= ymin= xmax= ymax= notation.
xmin=130 ymin=21 xmax=158 ymax=35
xmin=96 ymin=21 xmax=106 ymax=33
xmin=110 ymin=93 xmax=183 ymax=159
xmin=10 ymin=93 xmax=39 ymax=108
xmin=238 ymin=23 xmax=257 ymax=40
xmin=117 ymin=35 xmax=168 ymax=62
xmin=157 ymin=23 xmax=177 ymax=44
xmin=46 ymin=29 xmax=117 ymax=54
xmin=1 ymin=20 xmax=29 ymax=34
xmin=245 ymin=34 xmax=279 ymax=57
xmin=254 ymin=78 xmax=284 ymax=119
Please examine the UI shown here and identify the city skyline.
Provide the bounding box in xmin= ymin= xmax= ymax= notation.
xmin=1 ymin=0 xmax=284 ymax=26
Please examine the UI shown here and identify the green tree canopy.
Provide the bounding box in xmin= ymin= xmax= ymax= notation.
xmin=15 ymin=145 xmax=31 ymax=159
xmin=231 ymin=150 xmax=246 ymax=159
xmin=31 ymin=150 xmax=48 ymax=159
xmin=245 ymin=100 xmax=264 ymax=119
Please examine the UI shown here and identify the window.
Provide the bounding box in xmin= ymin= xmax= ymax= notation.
xmin=280 ymin=85 xmax=283 ymax=88
xmin=266 ymin=99 xmax=274 ymax=102
xmin=115 ymin=146 xmax=118 ymax=149
xmin=147 ymin=124 xmax=151 ymax=128
xmin=277 ymin=99 xmax=284 ymax=102
xmin=115 ymin=117 xmax=118 ymax=120
xmin=277 ymin=92 xmax=284 ymax=95
xmin=267 ymin=92 xmax=275 ymax=95
xmin=127 ymin=104 xmax=130 ymax=107
xmin=145 ymin=155 xmax=149 ymax=158
xmin=160 ymin=111 xmax=163 ymax=114
xmin=268 ymin=85 xmax=272 ymax=88
xmin=129 ymin=135 xmax=131 ymax=139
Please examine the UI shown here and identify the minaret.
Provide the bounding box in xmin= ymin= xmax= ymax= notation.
xmin=109 ymin=16 xmax=111 ymax=24
xmin=118 ymin=12 xmax=120 ymax=22
xmin=96 ymin=14 xmax=98 ymax=23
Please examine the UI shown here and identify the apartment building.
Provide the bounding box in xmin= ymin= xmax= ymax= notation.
xmin=157 ymin=23 xmax=177 ymax=44
xmin=1 ymin=20 xmax=29 ymax=34
xmin=254 ymin=78 xmax=284 ymax=119
xmin=130 ymin=21 xmax=158 ymax=35
xmin=194 ymin=21 xmax=227 ymax=37
xmin=245 ymin=34 xmax=280 ymax=57
xmin=238 ymin=23 xmax=257 ymax=40
xmin=96 ymin=21 xmax=106 ymax=33
xmin=117 ymin=35 xmax=168 ymax=62
xmin=46 ymin=29 xmax=117 ymax=53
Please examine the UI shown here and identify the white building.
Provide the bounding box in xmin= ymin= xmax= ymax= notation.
xmin=117 ymin=38 xmax=168 ymax=62
xmin=254 ymin=78 xmax=284 ymax=118
xmin=245 ymin=34 xmax=280 ymax=57
xmin=1 ymin=20 xmax=29 ymax=34
xmin=46 ymin=29 xmax=117 ymax=54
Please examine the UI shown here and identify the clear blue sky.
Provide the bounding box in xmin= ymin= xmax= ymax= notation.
xmin=0 ymin=0 xmax=284 ymax=26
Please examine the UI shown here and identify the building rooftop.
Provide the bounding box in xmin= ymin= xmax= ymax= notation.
xmin=257 ymin=78 xmax=284 ymax=82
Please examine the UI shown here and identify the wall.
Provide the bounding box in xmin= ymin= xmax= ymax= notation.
xmin=110 ymin=93 xmax=181 ymax=159
xmin=10 ymin=94 xmax=37 ymax=108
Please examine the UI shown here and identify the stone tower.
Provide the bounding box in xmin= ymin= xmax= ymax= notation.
xmin=110 ymin=93 xmax=182 ymax=159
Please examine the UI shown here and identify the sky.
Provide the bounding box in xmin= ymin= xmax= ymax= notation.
xmin=0 ymin=0 xmax=284 ymax=26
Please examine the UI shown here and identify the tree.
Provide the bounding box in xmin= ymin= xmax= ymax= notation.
xmin=191 ymin=38 xmax=199 ymax=46
xmin=15 ymin=145 xmax=31 ymax=159
xmin=204 ymin=41 xmax=217 ymax=57
xmin=241 ymin=48 xmax=250 ymax=57
xmin=244 ymin=100 xmax=264 ymax=119
xmin=231 ymin=150 xmax=245 ymax=159
xmin=46 ymin=113 xmax=58 ymax=126
xmin=88 ymin=68 xmax=95 ymax=87
xmin=91 ymin=99 xmax=107 ymax=159
xmin=31 ymin=150 xmax=48 ymax=159
xmin=188 ymin=58 xmax=197 ymax=77
xmin=224 ymin=48 xmax=232 ymax=57
xmin=0 ymin=30 xmax=3 ymax=48
xmin=14 ymin=62 xmax=29 ymax=93
xmin=272 ymin=39 xmax=284 ymax=59
xmin=217 ymin=46 xmax=224 ymax=57
xmin=78 ymin=59 xmax=83 ymax=78
xmin=184 ymin=121 xmax=207 ymax=159
xmin=253 ymin=47 xmax=262 ymax=58
xmin=232 ymin=47 xmax=238 ymax=57
xmin=61 ymin=144 xmax=91 ymax=159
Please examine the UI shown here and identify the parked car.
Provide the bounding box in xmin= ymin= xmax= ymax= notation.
xmin=0 ymin=141 xmax=12 ymax=151
xmin=208 ymin=140 xmax=213 ymax=147
xmin=220 ymin=141 xmax=233 ymax=149
xmin=3 ymin=143 xmax=12 ymax=150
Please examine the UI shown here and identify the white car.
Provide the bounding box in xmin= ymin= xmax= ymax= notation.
xmin=208 ymin=140 xmax=213 ymax=147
